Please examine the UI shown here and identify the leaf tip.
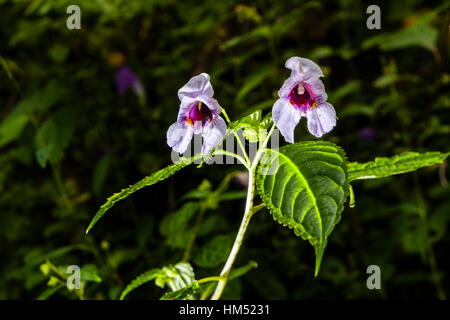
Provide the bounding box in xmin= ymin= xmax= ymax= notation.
xmin=313 ymin=239 xmax=327 ymax=277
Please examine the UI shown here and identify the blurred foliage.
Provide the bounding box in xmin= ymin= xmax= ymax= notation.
xmin=0 ymin=0 xmax=449 ymax=299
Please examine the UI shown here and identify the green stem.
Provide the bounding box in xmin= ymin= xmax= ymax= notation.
xmin=50 ymin=160 xmax=72 ymax=211
xmin=200 ymin=282 xmax=216 ymax=300
xmin=221 ymin=107 xmax=231 ymax=124
xmin=210 ymin=124 xmax=275 ymax=300
xmin=210 ymin=168 xmax=255 ymax=300
xmin=250 ymin=202 xmax=265 ymax=218
xmin=234 ymin=131 xmax=251 ymax=165
xmin=197 ymin=276 xmax=224 ymax=284
xmin=213 ymin=149 xmax=249 ymax=169
xmin=220 ymin=105 xmax=250 ymax=165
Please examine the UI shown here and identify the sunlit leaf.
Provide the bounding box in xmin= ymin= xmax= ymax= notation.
xmin=256 ymin=141 xmax=349 ymax=276
xmin=86 ymin=155 xmax=203 ymax=234
xmin=160 ymin=281 xmax=200 ymax=300
xmin=119 ymin=268 xmax=162 ymax=300
xmin=347 ymin=152 xmax=449 ymax=181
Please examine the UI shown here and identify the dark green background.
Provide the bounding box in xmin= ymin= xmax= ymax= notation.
xmin=0 ymin=0 xmax=449 ymax=299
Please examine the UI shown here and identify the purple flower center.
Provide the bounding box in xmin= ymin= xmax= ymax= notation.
xmin=186 ymin=101 xmax=213 ymax=127
xmin=289 ymin=82 xmax=318 ymax=112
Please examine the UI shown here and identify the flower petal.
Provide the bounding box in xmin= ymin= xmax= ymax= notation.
xmin=278 ymin=75 xmax=301 ymax=98
xmin=201 ymin=116 xmax=227 ymax=155
xmin=285 ymin=56 xmax=324 ymax=79
xmin=177 ymin=97 xmax=196 ymax=122
xmin=167 ymin=121 xmax=194 ymax=154
xmin=306 ymin=102 xmax=336 ymax=138
xmin=177 ymin=73 xmax=214 ymax=101
xmin=272 ymin=98 xmax=301 ymax=143
xmin=305 ymin=77 xmax=327 ymax=103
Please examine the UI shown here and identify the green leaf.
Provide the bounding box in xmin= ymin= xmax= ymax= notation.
xmin=230 ymin=110 xmax=273 ymax=143
xmin=163 ymin=262 xmax=195 ymax=292
xmin=228 ymin=260 xmax=258 ymax=281
xmin=235 ymin=67 xmax=272 ymax=104
xmin=256 ymin=141 xmax=349 ymax=276
xmin=35 ymin=106 xmax=76 ymax=165
xmin=347 ymin=152 xmax=449 ymax=182
xmin=193 ymin=234 xmax=234 ymax=268
xmin=86 ymin=155 xmax=203 ymax=234
xmin=220 ymin=25 xmax=270 ymax=50
xmin=159 ymin=202 xmax=200 ymax=248
xmin=259 ymin=112 xmax=273 ymax=129
xmin=35 ymin=144 xmax=53 ymax=168
xmin=0 ymin=114 xmax=29 ymax=148
xmin=37 ymin=284 xmax=63 ymax=300
xmin=361 ymin=6 xmax=447 ymax=54
xmin=160 ymin=281 xmax=200 ymax=300
xmin=119 ymin=268 xmax=162 ymax=300
xmin=80 ymin=265 xmax=102 ymax=283
xmin=92 ymin=155 xmax=111 ymax=197
xmin=0 ymin=82 xmax=68 ymax=149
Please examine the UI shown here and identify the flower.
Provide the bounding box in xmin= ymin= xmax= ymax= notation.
xmin=115 ymin=66 xmax=145 ymax=99
xmin=272 ymin=57 xmax=336 ymax=143
xmin=167 ymin=73 xmax=227 ymax=155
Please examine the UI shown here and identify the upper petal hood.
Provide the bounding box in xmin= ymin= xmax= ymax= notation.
xmin=177 ymin=73 xmax=214 ymax=101
xmin=285 ymin=57 xmax=324 ymax=80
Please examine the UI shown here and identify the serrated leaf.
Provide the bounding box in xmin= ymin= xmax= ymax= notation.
xmin=164 ymin=262 xmax=195 ymax=292
xmin=229 ymin=110 xmax=273 ymax=142
xmin=259 ymin=112 xmax=273 ymax=129
xmin=119 ymin=268 xmax=162 ymax=300
xmin=160 ymin=281 xmax=200 ymax=300
xmin=86 ymin=155 xmax=203 ymax=234
xmin=347 ymin=152 xmax=449 ymax=181
xmin=256 ymin=141 xmax=349 ymax=276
